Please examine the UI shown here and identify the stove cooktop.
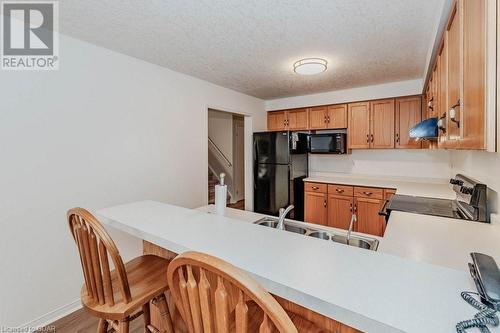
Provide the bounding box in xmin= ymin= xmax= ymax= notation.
xmin=386 ymin=194 xmax=467 ymax=220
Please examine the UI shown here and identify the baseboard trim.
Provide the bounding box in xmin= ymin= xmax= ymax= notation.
xmin=18 ymin=299 xmax=82 ymax=329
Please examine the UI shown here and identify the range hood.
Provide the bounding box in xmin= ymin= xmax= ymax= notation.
xmin=409 ymin=117 xmax=438 ymax=140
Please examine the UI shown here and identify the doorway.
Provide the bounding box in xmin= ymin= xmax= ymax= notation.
xmin=207 ymin=109 xmax=245 ymax=210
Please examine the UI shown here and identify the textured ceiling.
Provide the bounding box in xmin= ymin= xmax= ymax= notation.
xmin=59 ymin=0 xmax=444 ymax=99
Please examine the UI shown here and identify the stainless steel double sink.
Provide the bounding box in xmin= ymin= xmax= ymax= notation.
xmin=254 ymin=217 xmax=379 ymax=251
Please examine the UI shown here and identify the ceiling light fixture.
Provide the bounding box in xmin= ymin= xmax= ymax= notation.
xmin=293 ymin=58 xmax=327 ymax=75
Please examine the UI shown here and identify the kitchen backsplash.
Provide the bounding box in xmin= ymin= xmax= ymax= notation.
xmin=309 ymin=150 xmax=452 ymax=180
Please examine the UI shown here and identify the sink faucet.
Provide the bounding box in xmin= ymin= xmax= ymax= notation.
xmin=346 ymin=214 xmax=357 ymax=245
xmin=277 ymin=205 xmax=294 ymax=230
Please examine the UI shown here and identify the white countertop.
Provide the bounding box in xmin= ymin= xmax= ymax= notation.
xmin=304 ymin=173 xmax=500 ymax=271
xmin=96 ymin=200 xmax=498 ymax=333
xmin=380 ymin=211 xmax=500 ymax=271
xmin=304 ymin=173 xmax=456 ymax=199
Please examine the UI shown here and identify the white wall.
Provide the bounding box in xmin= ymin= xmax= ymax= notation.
xmin=451 ymin=151 xmax=500 ymax=214
xmin=0 ymin=34 xmax=265 ymax=327
xmin=265 ymin=79 xmax=423 ymax=111
xmin=208 ymin=109 xmax=234 ymax=162
xmin=310 ymin=150 xmax=452 ymax=180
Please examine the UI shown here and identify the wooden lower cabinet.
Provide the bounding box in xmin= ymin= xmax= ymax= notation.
xmin=354 ymin=197 xmax=386 ymax=237
xmin=327 ymin=195 xmax=354 ymax=230
xmin=305 ymin=182 xmax=388 ymax=237
xmin=304 ymin=191 xmax=328 ymax=225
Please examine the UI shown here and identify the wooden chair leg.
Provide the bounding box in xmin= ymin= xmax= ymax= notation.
xmin=118 ymin=319 xmax=130 ymax=333
xmin=143 ymin=302 xmax=151 ymax=333
xmin=97 ymin=319 xmax=108 ymax=333
xmin=155 ymin=294 xmax=174 ymax=333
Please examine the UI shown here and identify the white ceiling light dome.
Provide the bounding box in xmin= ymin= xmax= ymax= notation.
xmin=293 ymin=58 xmax=328 ymax=75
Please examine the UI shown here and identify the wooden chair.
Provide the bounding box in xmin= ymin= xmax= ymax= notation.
xmin=167 ymin=251 xmax=326 ymax=333
xmin=67 ymin=207 xmax=174 ymax=333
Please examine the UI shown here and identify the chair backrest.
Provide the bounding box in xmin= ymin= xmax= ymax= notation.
xmin=167 ymin=251 xmax=298 ymax=333
xmin=67 ymin=207 xmax=131 ymax=306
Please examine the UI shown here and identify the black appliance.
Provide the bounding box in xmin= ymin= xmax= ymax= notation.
xmin=309 ymin=133 xmax=347 ymax=154
xmin=379 ymin=174 xmax=488 ymax=223
xmin=253 ymin=131 xmax=308 ymax=221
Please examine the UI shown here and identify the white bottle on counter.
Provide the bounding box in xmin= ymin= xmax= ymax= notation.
xmin=215 ymin=173 xmax=227 ymax=216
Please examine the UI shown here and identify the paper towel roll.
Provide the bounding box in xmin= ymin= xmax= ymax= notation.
xmin=215 ymin=184 xmax=227 ymax=215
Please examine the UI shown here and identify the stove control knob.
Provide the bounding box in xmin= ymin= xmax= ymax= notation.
xmin=450 ymin=179 xmax=464 ymax=186
xmin=460 ymin=186 xmax=474 ymax=195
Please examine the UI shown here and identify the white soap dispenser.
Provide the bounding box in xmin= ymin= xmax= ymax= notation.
xmin=215 ymin=173 xmax=227 ymax=215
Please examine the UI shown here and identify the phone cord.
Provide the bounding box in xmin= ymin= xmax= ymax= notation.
xmin=456 ymin=292 xmax=499 ymax=333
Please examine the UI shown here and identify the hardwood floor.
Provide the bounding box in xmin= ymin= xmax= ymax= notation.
xmin=36 ymin=308 xmax=143 ymax=333
xmin=227 ymin=199 xmax=245 ymax=210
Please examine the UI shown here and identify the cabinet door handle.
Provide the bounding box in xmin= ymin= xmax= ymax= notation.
xmin=366 ymin=134 xmax=370 ymax=143
xmin=327 ymin=116 xmax=331 ymax=123
xmin=396 ymin=133 xmax=400 ymax=144
xmin=324 ymin=115 xmax=327 ymax=123
xmin=349 ymin=203 xmax=353 ymax=212
xmin=363 ymin=191 xmax=373 ymax=196
xmin=323 ymin=200 xmax=327 ymax=207
xmin=449 ymin=99 xmax=461 ymax=128
xmin=371 ymin=134 xmax=374 ymax=143
xmin=354 ymin=204 xmax=357 ymax=212
xmin=336 ymin=188 xmax=344 ymax=193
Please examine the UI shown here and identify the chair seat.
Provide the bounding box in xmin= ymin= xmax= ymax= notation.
xmin=81 ymin=255 xmax=170 ymax=320
xmin=171 ymin=300 xmax=325 ymax=333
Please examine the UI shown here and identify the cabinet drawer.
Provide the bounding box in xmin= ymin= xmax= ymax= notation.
xmin=354 ymin=186 xmax=384 ymax=199
xmin=327 ymin=184 xmax=354 ymax=197
xmin=305 ymin=182 xmax=327 ymax=193
xmin=384 ymin=188 xmax=397 ymax=200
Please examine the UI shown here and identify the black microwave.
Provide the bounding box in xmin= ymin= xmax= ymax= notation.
xmin=309 ymin=133 xmax=347 ymax=154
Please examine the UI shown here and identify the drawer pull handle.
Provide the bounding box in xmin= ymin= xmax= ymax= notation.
xmin=363 ymin=191 xmax=373 ymax=196
xmin=336 ymin=189 xmax=344 ymax=193
xmin=312 ymin=186 xmax=319 ymax=190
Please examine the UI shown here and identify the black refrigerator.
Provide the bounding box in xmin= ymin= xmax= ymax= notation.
xmin=253 ymin=131 xmax=308 ymax=221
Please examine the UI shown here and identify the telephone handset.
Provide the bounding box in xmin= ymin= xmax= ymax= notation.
xmin=469 ymin=253 xmax=500 ymax=310
xmin=456 ymin=253 xmax=500 ymax=332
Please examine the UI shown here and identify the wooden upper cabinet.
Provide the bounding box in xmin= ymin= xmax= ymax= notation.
xmin=287 ymin=108 xmax=309 ymax=130
xmin=267 ymin=108 xmax=308 ymax=131
xmin=309 ymin=106 xmax=328 ymax=130
xmin=348 ymin=102 xmax=370 ymax=149
xmin=446 ymin=3 xmax=461 ymax=144
xmin=370 ymin=99 xmax=395 ymax=149
xmin=327 ymin=195 xmax=353 ymax=230
xmin=395 ymin=96 xmax=422 ymax=149
xmin=438 ymin=47 xmax=448 ymax=145
xmin=432 ymin=65 xmax=439 ymax=118
xmin=327 ymin=104 xmax=348 ymax=129
xmin=423 ymin=85 xmax=430 ymax=119
xmin=460 ymin=0 xmax=486 ymax=149
xmin=309 ymin=104 xmax=347 ymax=130
xmin=267 ymin=111 xmax=286 ymax=131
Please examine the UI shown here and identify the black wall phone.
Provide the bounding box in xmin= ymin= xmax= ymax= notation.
xmin=456 ymin=253 xmax=500 ymax=332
